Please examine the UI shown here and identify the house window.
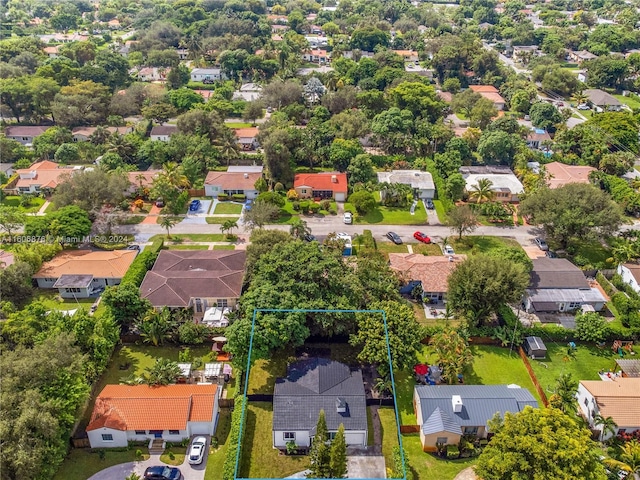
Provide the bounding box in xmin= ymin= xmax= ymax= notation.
xmin=436 ymin=437 xmax=448 ymax=444
xmin=217 ymin=299 xmax=228 ymax=308
xmin=329 ymin=432 xmax=337 ymax=440
xmin=301 ymin=189 xmax=307 ymax=194
xmin=195 ymin=298 xmax=203 ymax=313
xmin=65 ymin=288 xmax=81 ymax=293
xmin=168 ymin=430 xmax=180 ymax=435
xmin=22 ymin=137 xmax=29 ymax=141
xmin=463 ymin=426 xmax=478 ymax=435
xmin=569 ymin=302 xmax=581 ymax=309
xmin=283 ymin=432 xmax=296 ymax=440
xmin=618 ymin=429 xmax=626 ymax=434
xmin=135 ymin=430 xmax=146 ymax=435
xmin=101 ymin=434 xmax=114 ymax=441
xmin=584 ymin=398 xmax=589 ymax=407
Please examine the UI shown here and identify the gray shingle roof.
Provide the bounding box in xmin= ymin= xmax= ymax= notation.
xmin=422 ymin=407 xmax=461 ymax=435
xmin=529 ymin=258 xmax=590 ymax=289
xmin=273 ymin=359 xmax=367 ymax=432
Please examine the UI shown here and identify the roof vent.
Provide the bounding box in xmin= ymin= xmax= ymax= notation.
xmin=452 ymin=395 xmax=463 ymax=413
xmin=336 ymin=397 xmax=347 ymax=413
xmin=331 ymin=175 xmax=337 ymax=183
xmin=244 ymin=173 xmax=249 ymax=179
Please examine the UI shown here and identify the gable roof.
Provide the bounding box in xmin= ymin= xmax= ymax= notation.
xmin=127 ymin=170 xmax=161 ymax=189
xmin=34 ymin=250 xmax=137 ymax=279
xmin=273 ymin=358 xmax=367 ymax=432
xmin=388 ymin=253 xmax=466 ymax=293
xmin=294 ymin=172 xmax=348 ymax=194
xmin=544 ymin=162 xmax=595 ymax=189
xmin=140 ymin=250 xmax=246 ymax=307
xmin=584 ymin=89 xmax=621 ymax=107
xmin=621 ymin=263 xmax=640 ymax=284
xmin=87 ymin=384 xmax=217 ymax=432
xmin=580 ymin=378 xmax=640 ymax=426
xmin=150 ymin=125 xmax=178 ymax=137
xmin=422 ymin=407 xmax=462 ymax=435
xmin=469 ymin=85 xmax=499 ymax=93
xmin=416 ymin=384 xmax=538 ymax=430
xmin=233 ymin=127 xmax=259 ymax=140
xmin=204 ymin=171 xmax=261 ymax=190
xmin=4 ymin=125 xmax=50 ymax=137
xmin=615 ymin=359 xmax=640 ymax=378
xmin=529 ymin=258 xmax=589 ymax=289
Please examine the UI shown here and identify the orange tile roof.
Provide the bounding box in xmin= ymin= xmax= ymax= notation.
xmin=479 ymin=91 xmax=506 ymax=104
xmin=234 ymin=127 xmax=259 ymax=139
xmin=34 ymin=250 xmax=137 ymax=279
xmin=87 ymin=384 xmax=218 ymax=432
xmin=469 ymin=85 xmax=499 ymax=93
xmin=15 ymin=161 xmax=76 ymax=189
xmin=294 ymin=172 xmax=348 ymax=194
xmin=388 ymin=253 xmax=467 ymax=293
xmin=580 ymin=378 xmax=640 ymax=426
xmin=544 ymin=162 xmax=595 ymax=189
xmin=204 ymin=171 xmax=261 ymax=191
xmin=127 ymin=170 xmax=161 ymax=189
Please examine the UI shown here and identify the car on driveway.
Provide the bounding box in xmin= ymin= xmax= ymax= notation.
xmin=577 ymin=104 xmax=590 ymax=110
xmin=188 ymin=436 xmax=207 ymax=465
xmin=413 ymin=231 xmax=431 ymax=243
xmin=425 ymin=199 xmax=435 ymax=210
xmin=386 ymin=232 xmax=402 ymax=244
xmin=545 ymin=250 xmax=557 ymax=258
xmin=535 ymin=237 xmax=549 ymax=251
xmin=443 ymin=244 xmax=455 ymax=255
xmin=343 ymin=212 xmax=352 ymax=224
xmin=303 ymin=233 xmax=316 ymax=242
xmin=143 ymin=466 xmax=181 ymax=480
xmin=189 ymin=199 xmax=201 ymax=212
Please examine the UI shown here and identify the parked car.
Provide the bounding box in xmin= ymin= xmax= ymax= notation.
xmin=188 ymin=437 xmax=207 ymax=465
xmin=545 ymin=250 xmax=557 ymax=258
xmin=413 ymin=231 xmax=431 ymax=243
xmin=126 ymin=244 xmax=140 ymax=251
xmin=425 ymin=199 xmax=435 ymax=210
xmin=577 ymin=104 xmax=590 ymax=110
xmin=244 ymin=200 xmax=253 ymax=211
xmin=524 ymin=115 xmax=530 ymax=121
xmin=155 ymin=198 xmax=165 ymax=208
xmin=189 ymin=199 xmax=201 ymax=212
xmin=386 ymin=232 xmax=402 ymax=244
xmin=303 ymin=233 xmax=316 ymax=242
xmin=535 ymin=237 xmax=549 ymax=251
xmin=443 ymin=244 xmax=455 ymax=255
xmin=343 ymin=212 xmax=352 ymax=224
xmin=556 ymin=101 xmax=564 ymax=107
xmin=143 ymin=466 xmax=181 ymax=480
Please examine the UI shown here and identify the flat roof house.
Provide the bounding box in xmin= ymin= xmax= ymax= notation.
xmin=273 ymin=358 xmax=367 ymax=451
xmin=524 ymin=258 xmax=607 ymax=313
xmin=4 ymin=125 xmax=51 ymax=146
xmin=544 ymin=161 xmax=595 ymax=189
xmin=34 ymin=250 xmax=137 ymax=298
xmin=584 ymin=89 xmax=622 ymax=112
xmin=139 ymin=250 xmax=246 ymax=321
xmin=460 ymin=166 xmax=524 ymax=202
xmin=577 ymin=378 xmax=640 ymax=440
xmin=204 ymin=171 xmax=261 ymax=199
xmin=87 ymin=384 xmax=219 ymax=448
xmin=13 ymin=160 xmax=82 ymax=194
xmin=150 ymin=125 xmax=178 ymax=142
xmin=294 ymin=172 xmax=348 ymax=202
xmin=389 ymin=253 xmax=466 ymax=303
xmin=377 ymin=170 xmax=435 ymax=200
xmin=414 ymin=384 xmax=538 ymax=451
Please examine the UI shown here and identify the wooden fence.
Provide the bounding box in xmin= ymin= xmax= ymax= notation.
xmin=71 ymin=437 xmax=90 ymax=448
xmin=188 ymin=188 xmax=205 ymax=197
xmin=518 ymin=346 xmax=549 ymax=407
xmin=400 ymin=425 xmax=420 ymax=434
xmin=219 ymin=398 xmax=235 ymax=408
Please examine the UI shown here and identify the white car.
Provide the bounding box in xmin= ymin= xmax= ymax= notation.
xmin=188 ymin=437 xmax=207 ymax=465
xmin=343 ymin=212 xmax=353 ymax=224
xmin=577 ymin=104 xmax=590 ymax=110
xmin=443 ymin=244 xmax=455 ymax=255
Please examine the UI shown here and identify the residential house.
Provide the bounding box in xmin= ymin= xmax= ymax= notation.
xmin=294 ymin=172 xmax=348 ymax=202
xmin=305 ymin=36 xmax=329 ymax=49
xmin=526 ymin=129 xmax=551 ymax=150
xmin=271 ymin=24 xmax=289 ymax=33
xmin=87 ymin=384 xmax=219 ymax=448
xmin=126 ymin=170 xmax=161 ymax=195
xmin=512 ymin=45 xmax=541 ymax=64
xmin=43 ymin=45 xmax=60 ymax=58
xmin=393 ymin=50 xmax=419 ymax=62
xmin=232 ymin=83 xmax=262 ymax=102
xmin=4 ymin=125 xmax=51 ymax=146
xmin=389 ymin=253 xmax=466 ymax=303
xmin=405 ymin=63 xmax=434 ymax=78
xmin=234 ymin=127 xmax=260 ymax=151
xmin=190 ymin=68 xmax=226 ymax=83
xmin=0 ymin=163 xmax=14 ymax=177
xmin=150 ymin=125 xmax=178 ymax=142
xmin=614 ymin=359 xmax=640 ymax=378
xmin=469 ymin=85 xmax=506 ymax=110
xmin=569 ymin=50 xmax=598 ymax=64
xmin=34 ymin=250 xmax=137 ymax=298
xmin=584 ymin=89 xmax=622 ymax=112
xmin=273 ymin=358 xmax=367 ymax=450
xmin=524 ymin=258 xmax=607 ymax=313
xmin=13 ymin=160 xmax=81 ymax=194
xmin=176 ymin=48 xmax=189 ymax=60
xmin=414 ymin=385 xmax=538 ymax=451
xmin=377 ymin=170 xmax=435 ymax=200
xmin=71 ymin=126 xmax=132 ymax=142
xmin=577 ymin=378 xmax=640 ymax=440
xmin=617 ymin=263 xmax=640 ymax=295
xmin=139 ymin=250 xmax=246 ymax=321
xmin=204 ymin=171 xmax=261 ymax=199
xmin=0 ymin=250 xmax=15 ymax=269
xmin=137 ymin=67 xmax=169 ymax=82
xmin=302 ymin=49 xmax=329 ymax=64
xmin=38 ymin=33 xmax=89 ymax=43
xmin=460 ymin=166 xmax=524 ymax=202
xmin=544 ymin=161 xmax=595 ymax=189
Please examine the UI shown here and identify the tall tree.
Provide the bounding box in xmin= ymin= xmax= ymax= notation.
xmin=0 ymin=206 xmax=26 ymax=240
xmin=145 ymin=358 xmax=181 ymax=385
xmin=308 ymin=410 xmax=331 ymax=478
xmin=52 ymin=168 xmax=129 ymax=213
xmin=468 ymin=178 xmax=495 ymax=203
xmin=429 ymin=327 xmax=473 ymax=384
xmin=446 ymin=205 xmax=478 ymax=240
xmin=549 ymin=373 xmax=578 ymax=415
xmin=329 ymin=424 xmax=348 ymax=478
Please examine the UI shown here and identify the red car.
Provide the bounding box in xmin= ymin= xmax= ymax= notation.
xmin=413 ymin=231 xmax=431 ymax=243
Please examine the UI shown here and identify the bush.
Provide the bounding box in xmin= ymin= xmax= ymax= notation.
xmin=575 ymin=312 xmax=610 ymax=342
xmin=300 ymin=201 xmax=310 ymax=214
xmin=446 ymin=445 xmax=460 ymax=459
xmin=320 ymin=199 xmax=331 ymax=211
xmin=596 ymin=272 xmax=618 ymax=297
xmin=292 ymin=201 xmax=300 ymax=211
xmin=232 ymin=194 xmax=246 ymax=201
xmin=178 ymin=322 xmax=210 ymax=344
xmin=120 ymin=238 xmax=164 ymax=286
xmin=309 ymin=203 xmax=320 ymax=213
xmin=217 ymin=193 xmax=229 ymax=201
xmin=328 ymin=206 xmax=337 ymax=215
xmin=286 ymin=189 xmax=299 ymax=200
xmin=256 ymin=191 xmax=285 ymax=207
xmin=222 ymin=396 xmax=246 ymax=480
xmin=274 ymin=182 xmax=284 ymax=192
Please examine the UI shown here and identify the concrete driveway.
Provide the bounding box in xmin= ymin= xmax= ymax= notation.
xmin=347 ymin=455 xmax=387 ymax=478
xmin=88 ymin=462 xmax=136 ymax=480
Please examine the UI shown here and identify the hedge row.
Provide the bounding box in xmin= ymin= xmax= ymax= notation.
xmin=596 ymin=272 xmax=618 ymax=297
xmin=222 ymin=396 xmax=247 ymax=480
xmin=424 ymin=158 xmax=454 ymax=212
xmin=120 ymin=238 xmax=164 ymax=286
xmin=218 ymin=193 xmax=247 ymax=201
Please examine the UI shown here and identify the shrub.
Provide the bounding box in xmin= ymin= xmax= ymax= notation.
xmin=120 ymin=238 xmax=164 ymax=286
xmin=178 ymin=322 xmax=210 ymax=344
xmin=309 ymin=203 xmax=320 ymax=213
xmin=328 ymin=206 xmax=337 ymax=215
xmin=575 ymin=312 xmax=610 ymax=342
xmin=320 ymin=199 xmax=331 ymax=211
xmin=300 ymin=201 xmax=310 ymax=214
xmin=596 ymin=272 xmax=618 ymax=297
xmin=256 ymin=191 xmax=285 ymax=207
xmin=286 ymin=189 xmax=299 ymax=200
xmin=274 ymin=182 xmax=284 ymax=192
xmin=292 ymin=201 xmax=300 ymax=211
xmin=446 ymin=445 xmax=460 ymax=459
xmin=211 ymin=437 xmax=218 ymax=449
xmin=217 ymin=193 xmax=229 ymax=201
xmin=232 ymin=194 xmax=246 ymax=201
xmin=222 ymin=396 xmax=246 ymax=480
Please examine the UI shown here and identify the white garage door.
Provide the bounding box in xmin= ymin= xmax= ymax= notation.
xmin=334 ymin=193 xmax=346 ymax=202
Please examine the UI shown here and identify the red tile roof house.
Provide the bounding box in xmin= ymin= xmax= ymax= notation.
xmin=469 ymin=85 xmax=506 ymax=110
xmin=204 ymin=171 xmax=262 ymax=199
xmin=294 ymin=172 xmax=348 ymax=202
xmin=13 ymin=160 xmax=82 ymax=195
xmin=234 ymin=127 xmax=260 ymax=151
xmin=86 ymin=384 xmax=219 ymax=448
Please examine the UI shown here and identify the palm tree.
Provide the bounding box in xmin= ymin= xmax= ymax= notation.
xmin=162 ymin=162 xmax=190 ymax=189
xmin=469 ymin=178 xmax=495 ymax=204
xmin=593 ymin=414 xmax=617 ymax=441
xmin=160 ymin=216 xmax=177 ymax=238
xmin=571 ymin=91 xmax=588 ymax=105
xmin=607 ymin=242 xmax=638 ymax=265
xmin=550 ymin=373 xmax=578 ymax=414
xmin=374 ymin=376 xmax=393 ymax=405
xmin=90 ymin=125 xmax=110 ymax=145
xmin=221 ymin=218 xmax=238 ymax=238
xmin=289 ymin=218 xmax=310 ymax=239
xmin=620 ymin=439 xmax=640 ymax=474
xmin=145 ymin=358 xmax=182 ymax=385
xmin=137 ymin=309 xmax=175 ymax=346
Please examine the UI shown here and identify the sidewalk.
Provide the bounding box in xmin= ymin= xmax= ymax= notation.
xmin=140 ymin=204 xmax=162 ymax=225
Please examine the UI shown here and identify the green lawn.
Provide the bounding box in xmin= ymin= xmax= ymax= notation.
xmin=150 ymin=234 xmax=225 ymax=242
xmin=31 ymin=289 xmax=106 ymax=316
xmin=433 ymin=199 xmax=449 ymax=221
xmin=238 ymin=402 xmax=306 ymax=478
xmin=370 ymin=242 xmax=412 ymax=256
xmin=206 ymin=216 xmax=240 ymax=224
xmin=447 ymin=236 xmax=522 ymax=256
xmin=402 ymin=434 xmax=476 ymax=480
xmin=165 ymin=245 xmax=210 ymax=250
xmin=346 ymin=199 xmax=428 ymax=225
xmin=379 ymin=407 xmax=401 ymax=472
xmin=204 ymin=408 xmax=232 ymax=480
xmin=246 ymin=356 xmax=289 ymax=395
xmin=568 ymin=239 xmax=612 ymax=268
xmin=53 ymin=449 xmax=145 ymax=480
xmin=412 ymin=243 xmax=444 ymax=256
xmin=160 ymin=447 xmax=186 ymax=465
xmin=1 ymin=195 xmax=46 ymax=213
xmin=395 ymin=345 xmax=541 ymax=425
xmin=528 ymin=343 xmax=619 ymax=395
xmin=613 ymin=94 xmax=640 ymax=110
xmin=367 ymin=407 xmax=375 ymax=446
xmin=119 ymin=215 xmax=146 ymax=225
xmin=224 ymin=122 xmax=252 ymax=128
xmin=214 ymin=203 xmax=244 ymax=214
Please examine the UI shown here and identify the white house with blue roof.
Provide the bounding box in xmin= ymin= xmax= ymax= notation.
xmin=413 ymin=384 xmax=538 ymax=451
xmin=272 ymin=358 xmax=367 ymax=451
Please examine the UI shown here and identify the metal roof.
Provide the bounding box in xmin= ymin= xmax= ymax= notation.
xmin=527 ymin=288 xmax=606 ymax=304
xmin=525 ymin=336 xmax=547 ymax=352
xmin=53 ymin=274 xmax=93 ymax=288
xmin=421 ymin=407 xmax=462 ymax=435
xmin=616 ymin=359 xmax=640 ymax=377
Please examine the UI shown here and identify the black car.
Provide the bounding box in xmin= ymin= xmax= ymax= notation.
xmin=303 ymin=233 xmax=316 ymax=242
xmin=545 ymin=250 xmax=558 ymax=258
xmin=386 ymin=232 xmax=403 ymax=244
xmin=425 ymin=199 xmax=435 ymax=210
xmin=143 ymin=466 xmax=181 ymax=480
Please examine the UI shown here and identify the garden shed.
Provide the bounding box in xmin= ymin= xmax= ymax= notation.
xmin=524 ymin=336 xmax=547 ymax=359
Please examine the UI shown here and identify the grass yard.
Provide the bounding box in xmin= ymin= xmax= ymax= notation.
xmin=224 ymin=122 xmax=252 ymax=128
xmin=119 ymin=215 xmax=146 ymax=225
xmin=213 ymin=245 xmax=236 ymax=250
xmin=1 ymin=195 xmax=46 ymax=213
xmin=346 ymin=199 xmax=428 ymax=225
xmin=53 ymin=449 xmax=146 ymax=480
xmin=613 ymin=94 xmax=640 ymax=110
xmin=204 ymin=408 xmax=232 ymax=480
xmin=567 ymin=239 xmax=612 ymax=268
xmin=238 ymin=402 xmax=306 ymax=478
xmin=150 ymin=234 xmax=225 ymax=242
xmin=528 ymin=343 xmax=619 ymax=395
xmin=367 ymin=407 xmax=375 ymax=446
xmin=402 ymin=434 xmax=476 ymax=480
xmin=165 ymin=245 xmax=210 ymax=250
xmin=206 ymin=216 xmax=240 ymax=224
xmin=447 ymin=236 xmax=522 ymax=256
xmin=160 ymin=447 xmax=186 ymax=465
xmin=379 ymin=407 xmax=401 ymax=472
xmin=433 ymin=199 xmax=449 ymax=221
xmin=373 ymin=242 xmax=412 ymax=256
xmin=31 ymin=289 xmax=106 ymax=316
xmin=412 ymin=242 xmax=444 ymax=255
xmin=214 ymin=203 xmax=244 ymax=214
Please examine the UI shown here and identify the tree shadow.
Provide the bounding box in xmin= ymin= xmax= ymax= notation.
xmin=362 ymin=208 xmax=384 ymax=224
xmin=238 ymin=407 xmax=257 ymax=477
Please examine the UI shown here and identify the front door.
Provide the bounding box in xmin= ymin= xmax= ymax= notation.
xmin=149 ymin=430 xmax=163 ymax=438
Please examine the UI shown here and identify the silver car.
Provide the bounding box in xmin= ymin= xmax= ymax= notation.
xmin=188 ymin=437 xmax=207 ymax=465
xmin=535 ymin=237 xmax=549 ymax=251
